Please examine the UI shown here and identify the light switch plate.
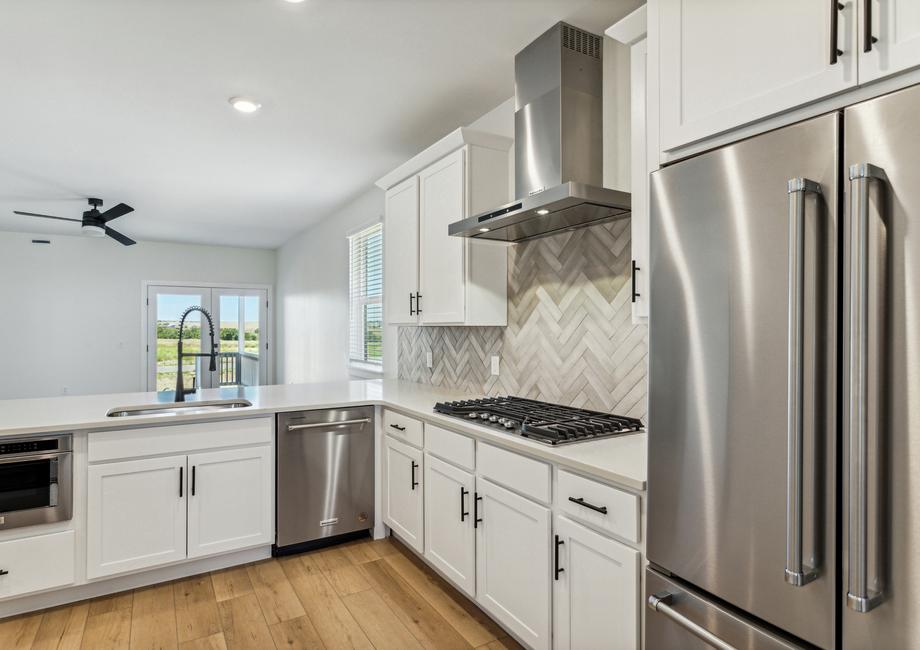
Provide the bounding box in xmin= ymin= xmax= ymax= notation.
xmin=426 ymin=351 xmax=433 ymax=368
xmin=490 ymin=355 xmax=500 ymax=376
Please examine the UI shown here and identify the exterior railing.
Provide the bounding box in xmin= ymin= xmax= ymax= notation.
xmin=218 ymin=352 xmax=260 ymax=386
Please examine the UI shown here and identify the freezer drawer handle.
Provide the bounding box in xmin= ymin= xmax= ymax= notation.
xmin=287 ymin=418 xmax=371 ymax=431
xmin=784 ymin=176 xmax=822 ymax=588
xmin=568 ymin=496 xmax=608 ymax=515
xmin=647 ymin=592 xmax=737 ymax=650
xmin=846 ymin=162 xmax=887 ymax=613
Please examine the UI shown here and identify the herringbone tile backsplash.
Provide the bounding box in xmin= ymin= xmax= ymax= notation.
xmin=397 ymin=220 xmax=648 ymax=419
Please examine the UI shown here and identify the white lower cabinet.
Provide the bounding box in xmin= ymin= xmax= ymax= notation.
xmin=423 ymin=453 xmax=475 ymax=597
xmin=553 ymin=516 xmax=640 ymax=650
xmin=475 ymin=477 xmax=551 ymax=650
xmin=87 ymin=443 xmax=273 ymax=579
xmin=0 ymin=531 xmax=75 ymax=598
xmin=384 ymin=435 xmax=424 ymax=553
xmin=187 ymin=446 xmax=273 ymax=558
xmin=87 ymin=455 xmax=187 ymax=579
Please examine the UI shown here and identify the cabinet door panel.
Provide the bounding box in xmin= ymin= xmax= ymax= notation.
xmin=384 ymin=436 xmax=424 ymax=553
xmin=859 ymin=0 xmax=920 ymax=82
xmin=187 ymin=445 xmax=273 ymax=558
xmin=475 ymin=478 xmax=551 ymax=650
xmin=424 ymin=453 xmax=475 ymax=597
xmin=554 ymin=516 xmax=640 ymax=650
xmin=659 ymin=0 xmax=856 ymax=151
xmin=384 ymin=176 xmax=419 ymax=325
xmin=419 ymin=148 xmax=466 ymax=323
xmin=87 ymin=455 xmax=187 ymax=578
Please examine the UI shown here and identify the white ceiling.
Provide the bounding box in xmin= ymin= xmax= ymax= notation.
xmin=0 ymin=0 xmax=638 ymax=249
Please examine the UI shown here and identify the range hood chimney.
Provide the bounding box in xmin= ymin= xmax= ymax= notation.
xmin=449 ymin=22 xmax=630 ymax=243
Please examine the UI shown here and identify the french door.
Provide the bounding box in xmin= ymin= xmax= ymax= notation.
xmin=146 ymin=285 xmax=269 ymax=394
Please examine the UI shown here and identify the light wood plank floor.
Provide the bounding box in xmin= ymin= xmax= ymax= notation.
xmin=0 ymin=537 xmax=525 ymax=650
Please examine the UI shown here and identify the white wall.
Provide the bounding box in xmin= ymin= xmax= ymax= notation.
xmin=275 ymin=188 xmax=387 ymax=384
xmin=0 ymin=231 xmax=275 ymax=399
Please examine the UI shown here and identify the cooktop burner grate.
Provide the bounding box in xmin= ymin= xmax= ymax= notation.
xmin=433 ymin=396 xmax=643 ymax=445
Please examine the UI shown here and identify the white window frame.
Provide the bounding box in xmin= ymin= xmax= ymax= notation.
xmin=140 ymin=280 xmax=273 ymax=391
xmin=348 ymin=221 xmax=384 ymax=377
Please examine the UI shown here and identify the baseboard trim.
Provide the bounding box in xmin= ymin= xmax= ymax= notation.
xmin=0 ymin=545 xmax=271 ymax=619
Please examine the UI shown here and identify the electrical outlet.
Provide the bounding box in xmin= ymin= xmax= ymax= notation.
xmin=426 ymin=351 xmax=433 ymax=368
xmin=490 ymin=355 xmax=500 ymax=376
xmin=62 ymin=386 xmax=69 ymax=395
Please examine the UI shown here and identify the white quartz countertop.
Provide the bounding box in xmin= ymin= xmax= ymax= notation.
xmin=0 ymin=380 xmax=647 ymax=490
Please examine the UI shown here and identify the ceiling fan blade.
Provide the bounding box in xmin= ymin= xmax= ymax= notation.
xmin=13 ymin=211 xmax=81 ymax=222
xmin=98 ymin=202 xmax=133 ymax=223
xmin=104 ymin=226 xmax=136 ymax=246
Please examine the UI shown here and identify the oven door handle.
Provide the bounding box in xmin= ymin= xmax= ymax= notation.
xmin=0 ymin=451 xmax=72 ymax=464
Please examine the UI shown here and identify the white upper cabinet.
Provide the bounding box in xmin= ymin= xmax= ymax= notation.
xmin=419 ymin=149 xmax=467 ymax=324
xmin=859 ymin=0 xmax=920 ymax=82
xmin=384 ymin=177 xmax=420 ymax=325
xmin=658 ymin=0 xmax=857 ymax=152
xmin=378 ymin=128 xmax=511 ymax=327
xmin=186 ymin=445 xmax=273 ymax=559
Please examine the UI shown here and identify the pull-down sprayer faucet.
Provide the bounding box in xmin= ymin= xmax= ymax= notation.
xmin=175 ymin=306 xmax=218 ymax=402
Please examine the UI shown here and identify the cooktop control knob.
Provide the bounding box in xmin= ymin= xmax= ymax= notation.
xmin=468 ymin=413 xmax=479 ymax=419
xmin=480 ymin=413 xmax=490 ymax=420
xmin=489 ymin=415 xmax=500 ymax=422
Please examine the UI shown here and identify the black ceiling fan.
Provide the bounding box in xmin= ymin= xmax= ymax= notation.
xmin=14 ymin=198 xmax=136 ymax=246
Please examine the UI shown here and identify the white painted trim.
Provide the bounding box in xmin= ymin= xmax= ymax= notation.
xmin=141 ymin=281 xmax=275 ymax=391
xmin=606 ymin=4 xmax=647 ymax=45
xmin=345 ymin=216 xmax=383 ymax=239
xmin=660 ymin=63 xmax=920 ymax=164
xmin=0 ymin=545 xmax=271 ymax=619
xmin=375 ymin=127 xmax=512 ymax=190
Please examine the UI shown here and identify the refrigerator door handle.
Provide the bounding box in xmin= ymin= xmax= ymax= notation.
xmin=647 ymin=592 xmax=738 ymax=650
xmin=846 ymin=162 xmax=887 ymax=613
xmin=785 ymin=177 xmax=822 ymax=587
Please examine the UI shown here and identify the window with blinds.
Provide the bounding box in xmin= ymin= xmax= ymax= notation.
xmin=348 ymin=222 xmax=383 ymax=369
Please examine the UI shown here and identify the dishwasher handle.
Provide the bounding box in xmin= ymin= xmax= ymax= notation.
xmin=287 ymin=417 xmax=372 ymax=432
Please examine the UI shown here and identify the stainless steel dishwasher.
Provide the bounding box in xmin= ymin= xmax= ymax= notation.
xmin=275 ymin=407 xmax=374 ymax=553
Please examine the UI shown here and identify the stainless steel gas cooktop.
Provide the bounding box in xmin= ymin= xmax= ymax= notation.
xmin=433 ymin=396 xmax=643 ymax=446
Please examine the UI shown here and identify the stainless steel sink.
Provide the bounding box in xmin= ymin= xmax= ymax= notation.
xmin=106 ymin=399 xmax=253 ymax=418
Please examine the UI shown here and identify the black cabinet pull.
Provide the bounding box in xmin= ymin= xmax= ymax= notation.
xmin=409 ymin=293 xmax=416 ymax=316
xmin=389 ymin=423 xmax=407 ymax=432
xmin=460 ymin=487 xmax=469 ymax=521
xmin=568 ymin=496 xmax=608 ymax=515
xmin=829 ymin=0 xmax=844 ymax=64
xmin=415 ymin=292 xmax=422 ymax=314
xmin=191 ymin=466 xmax=196 ymax=496
xmin=0 ymin=569 xmax=9 ymax=577
xmin=411 ymin=461 xmax=419 ymax=490
xmin=554 ymin=535 xmax=565 ymax=580
xmin=474 ymin=493 xmax=483 ymax=528
xmin=631 ymin=260 xmax=640 ymax=303
xmin=179 ymin=466 xmax=183 ymax=498
xmin=863 ymin=0 xmax=878 ymax=52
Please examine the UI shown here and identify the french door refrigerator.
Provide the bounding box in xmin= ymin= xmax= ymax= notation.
xmin=647 ymin=81 xmax=920 ymax=649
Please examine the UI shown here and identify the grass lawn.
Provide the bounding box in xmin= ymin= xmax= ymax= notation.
xmin=156 ymin=338 xmax=260 ymax=391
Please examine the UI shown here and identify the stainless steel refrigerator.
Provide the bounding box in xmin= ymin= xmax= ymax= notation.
xmin=646 ymin=82 xmax=920 ymax=649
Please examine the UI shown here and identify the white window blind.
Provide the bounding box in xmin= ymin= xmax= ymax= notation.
xmin=348 ymin=222 xmax=383 ymax=369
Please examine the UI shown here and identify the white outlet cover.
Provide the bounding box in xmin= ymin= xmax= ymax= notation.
xmin=490 ymin=355 xmax=500 ymax=376
xmin=426 ymin=351 xmax=433 ymax=368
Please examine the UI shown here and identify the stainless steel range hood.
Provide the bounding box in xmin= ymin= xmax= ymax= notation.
xmin=449 ymin=22 xmax=630 ymax=243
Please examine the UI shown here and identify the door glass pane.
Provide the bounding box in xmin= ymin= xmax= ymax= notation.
xmin=156 ymin=293 xmax=205 ymax=392
xmin=217 ymin=293 xmax=263 ymax=387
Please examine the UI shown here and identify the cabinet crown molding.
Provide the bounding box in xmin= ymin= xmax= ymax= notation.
xmin=375 ymin=127 xmax=512 ymax=191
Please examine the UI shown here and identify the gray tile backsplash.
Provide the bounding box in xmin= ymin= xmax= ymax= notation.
xmin=397 ymin=220 xmax=647 ymax=419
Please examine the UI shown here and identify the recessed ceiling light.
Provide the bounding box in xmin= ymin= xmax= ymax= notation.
xmin=479 ymin=227 xmax=490 ymax=232
xmin=536 ymin=209 xmax=550 ymax=216
xmin=229 ymin=96 xmax=261 ymax=113
xmin=284 ymin=0 xmax=306 ymax=3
